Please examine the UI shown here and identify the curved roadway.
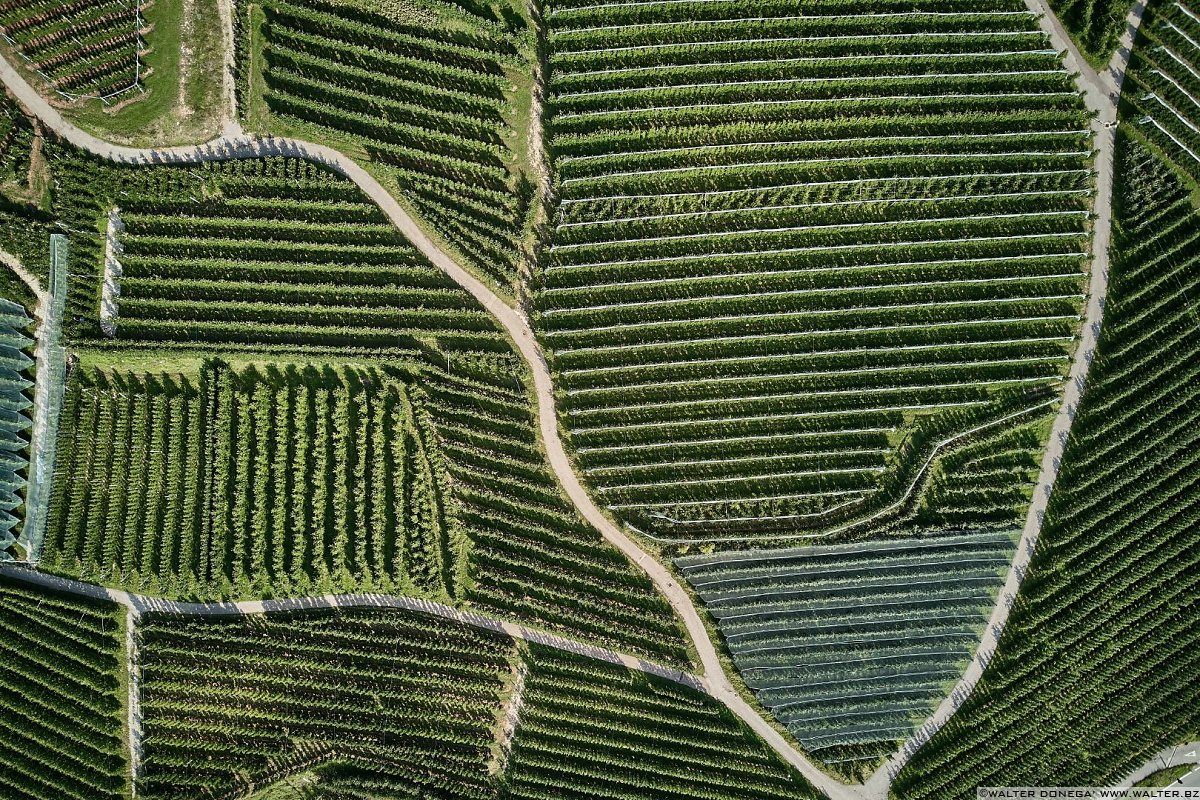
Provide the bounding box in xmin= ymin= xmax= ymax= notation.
xmin=0 ymin=563 xmax=702 ymax=687
xmin=0 ymin=1 xmax=1147 ymax=792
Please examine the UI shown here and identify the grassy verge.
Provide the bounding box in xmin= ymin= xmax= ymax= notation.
xmin=61 ymin=0 xmax=225 ymax=146
xmin=1137 ymin=765 xmax=1197 ymax=787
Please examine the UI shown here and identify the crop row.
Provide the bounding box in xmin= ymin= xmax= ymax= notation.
xmin=1044 ymin=0 xmax=1132 ymax=62
xmin=539 ymin=0 xmax=1092 ymax=541
xmin=914 ymin=418 xmax=1046 ymax=528
xmin=0 ymin=298 xmax=32 ymax=554
xmin=0 ymin=577 xmax=127 ymax=800
xmin=1122 ymin=0 xmax=1200 ymax=179
xmin=677 ymin=531 xmax=1016 ymax=763
xmin=256 ymin=0 xmax=527 ymax=290
xmin=0 ymin=102 xmax=33 ymax=182
xmin=503 ymin=644 xmax=819 ymax=800
xmin=44 ymin=149 xmax=689 ymax=663
xmin=418 ymin=355 xmax=688 ymax=663
xmin=0 ymin=0 xmax=145 ymax=98
xmin=41 ymin=360 xmax=459 ymax=600
xmin=136 ymin=607 xmax=512 ymax=800
xmin=892 ymin=118 xmax=1200 ymax=797
xmin=105 ymin=166 xmax=505 ymax=350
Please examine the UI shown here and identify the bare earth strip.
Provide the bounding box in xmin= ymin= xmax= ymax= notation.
xmin=0 ymin=1 xmax=1148 ymax=789
xmin=124 ymin=605 xmax=142 ymax=797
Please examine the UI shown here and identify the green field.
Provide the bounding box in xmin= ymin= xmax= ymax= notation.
xmin=239 ymin=0 xmax=535 ymax=295
xmin=538 ymin=0 xmax=1090 ymax=545
xmin=137 ymin=607 xmax=513 ymax=799
xmin=503 ymin=644 xmax=819 ymax=800
xmin=0 ymin=576 xmax=128 ymax=800
xmin=893 ymin=128 xmax=1200 ymax=799
xmin=43 ymin=361 xmax=462 ymax=598
xmin=1 ymin=0 xmax=227 ymax=145
xmin=892 ymin=9 xmax=1200 ymax=789
xmin=1123 ymin=0 xmax=1200 ymax=189
xmin=37 ymin=147 xmax=686 ymax=664
xmin=0 ymin=0 xmax=145 ymax=101
xmin=1049 ymin=0 xmax=1133 ymax=65
xmin=0 ymin=0 xmax=1196 ymax=797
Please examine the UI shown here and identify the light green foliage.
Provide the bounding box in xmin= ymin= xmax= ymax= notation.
xmin=42 ymin=360 xmax=459 ymax=599
xmin=41 ymin=150 xmax=686 ymax=663
xmin=539 ymin=0 xmax=1090 ymax=543
xmin=0 ymin=0 xmax=145 ymax=100
xmin=250 ymin=0 xmax=533 ymax=291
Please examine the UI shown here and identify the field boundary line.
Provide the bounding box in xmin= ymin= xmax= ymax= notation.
xmin=0 ymin=562 xmax=702 ymax=798
xmin=0 ymin=43 xmax=870 ymax=800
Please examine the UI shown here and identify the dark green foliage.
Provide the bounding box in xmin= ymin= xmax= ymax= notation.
xmin=1122 ymin=0 xmax=1200 ymax=186
xmin=0 ymin=576 xmax=127 ymax=800
xmin=892 ymin=133 xmax=1200 ymax=799
xmin=1047 ymin=0 xmax=1131 ymax=65
xmin=42 ymin=149 xmax=687 ymax=663
xmin=137 ymin=607 xmax=512 ymax=800
xmin=42 ymin=360 xmax=459 ymax=600
xmin=0 ymin=101 xmax=33 ymax=185
xmin=915 ymin=417 xmax=1049 ymax=527
xmin=501 ymin=644 xmax=821 ymax=800
xmin=51 ymin=151 xmax=501 ymax=348
xmin=256 ymin=0 xmax=529 ymax=291
xmin=0 ymin=0 xmax=145 ymax=99
xmin=539 ymin=0 xmax=1091 ymax=541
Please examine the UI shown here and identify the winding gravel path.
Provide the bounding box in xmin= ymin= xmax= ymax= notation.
xmin=0 ymin=560 xmax=701 ymax=800
xmin=0 ymin=563 xmax=701 ymax=687
xmin=0 ymin=1 xmax=1146 ymax=791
